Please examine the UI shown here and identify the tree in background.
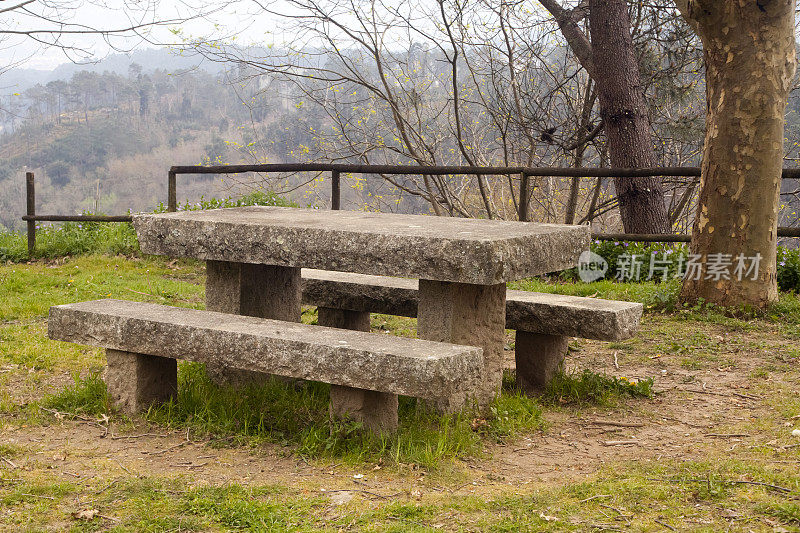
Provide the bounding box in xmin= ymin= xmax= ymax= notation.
xmin=675 ymin=0 xmax=796 ymax=308
xmin=537 ymin=0 xmax=670 ymax=234
xmin=186 ymin=0 xmax=708 ymax=227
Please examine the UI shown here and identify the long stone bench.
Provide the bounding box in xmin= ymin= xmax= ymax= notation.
xmin=301 ymin=270 xmax=643 ymax=392
xmin=47 ymin=299 xmax=483 ymax=432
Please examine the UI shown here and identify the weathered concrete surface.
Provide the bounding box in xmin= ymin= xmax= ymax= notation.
xmin=514 ymin=332 xmax=569 ymax=393
xmin=417 ymin=280 xmax=506 ymax=411
xmin=104 ymin=349 xmax=177 ymax=414
xmin=317 ymin=306 xmax=397 ymax=431
xmin=302 ymin=270 xmax=642 ymax=341
xmin=48 ymin=299 xmax=482 ymax=400
xmin=505 ymin=291 xmax=642 ymax=341
xmin=304 ymin=270 xmax=418 ymax=318
xmin=206 ymin=261 xmax=301 ymax=320
xmin=133 ymin=207 xmax=589 ymax=285
xmin=205 ymin=261 xmax=301 ymax=385
xmin=330 ymin=385 xmax=399 ymax=433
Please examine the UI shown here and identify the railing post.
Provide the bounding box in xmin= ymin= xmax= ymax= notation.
xmin=518 ymin=172 xmax=530 ymax=222
xmin=26 ymin=172 xmax=35 ymax=258
xmin=331 ymin=169 xmax=341 ymax=210
xmin=167 ymin=170 xmax=177 ymax=212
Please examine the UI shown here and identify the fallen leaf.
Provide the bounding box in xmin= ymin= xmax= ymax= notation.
xmin=72 ymin=509 xmax=99 ymax=521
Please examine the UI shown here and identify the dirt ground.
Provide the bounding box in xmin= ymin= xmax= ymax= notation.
xmin=3 ymin=316 xmax=797 ymax=493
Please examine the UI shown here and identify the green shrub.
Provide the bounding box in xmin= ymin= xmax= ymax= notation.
xmin=777 ymin=246 xmax=800 ymax=293
xmin=154 ymin=190 xmax=297 ymax=213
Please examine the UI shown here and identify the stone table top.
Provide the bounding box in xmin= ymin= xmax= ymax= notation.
xmin=133 ymin=206 xmax=589 ymax=285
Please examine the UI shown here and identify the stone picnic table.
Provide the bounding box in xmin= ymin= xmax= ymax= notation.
xmin=133 ymin=206 xmax=589 ymax=411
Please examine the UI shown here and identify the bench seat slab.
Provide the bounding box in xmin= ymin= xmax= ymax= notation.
xmin=302 ymin=269 xmax=643 ymax=341
xmin=48 ymin=299 xmax=482 ymax=401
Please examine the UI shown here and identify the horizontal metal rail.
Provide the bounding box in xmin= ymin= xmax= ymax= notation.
xmin=23 ymin=215 xmax=133 ymax=222
xmin=22 ymin=164 xmax=800 ymax=258
xmin=171 ymin=163 xmax=703 ymax=177
xmin=169 ymin=163 xmax=800 ymax=180
xmin=595 ymin=227 xmax=800 ymax=242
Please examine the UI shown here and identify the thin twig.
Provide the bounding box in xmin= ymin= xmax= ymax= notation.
xmin=110 ymin=433 xmax=170 ymax=440
xmin=590 ymin=419 xmax=645 ymax=428
xmin=578 ymin=494 xmax=611 ymax=503
xmin=654 ymin=519 xmax=676 ymax=531
xmin=115 ymin=461 xmax=132 ymax=475
xmin=649 ymin=477 xmax=792 ymax=493
xmin=146 ymin=440 xmax=190 ymax=456
xmin=680 ymin=388 xmax=760 ymax=401
xmin=20 ymin=492 xmax=56 ymax=500
xmin=324 ymin=488 xmax=397 ymax=500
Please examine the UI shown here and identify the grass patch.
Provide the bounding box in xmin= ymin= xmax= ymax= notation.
xmin=0 ymin=443 xmax=24 ymax=459
xmin=761 ymin=502 xmax=800 ymax=526
xmin=146 ymin=363 xmax=545 ymax=469
xmin=181 ymin=484 xmax=324 ymax=531
xmin=0 ymin=220 xmax=140 ymax=262
xmin=541 ymin=369 xmax=654 ymax=406
xmin=39 ymin=362 xmax=545 ymax=470
xmin=41 ymin=372 xmax=112 ymax=418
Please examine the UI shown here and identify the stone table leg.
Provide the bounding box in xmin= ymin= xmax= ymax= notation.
xmin=417 ymin=280 xmax=506 ymax=413
xmin=205 ymin=260 xmax=301 ymax=385
xmin=318 ymin=307 xmax=399 ymax=433
xmin=104 ymin=349 xmax=177 ymax=414
xmin=514 ymin=331 xmax=569 ymax=393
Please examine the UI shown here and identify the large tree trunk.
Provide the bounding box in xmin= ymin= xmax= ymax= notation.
xmin=678 ymin=0 xmax=796 ymax=308
xmin=589 ymin=0 xmax=670 ymax=234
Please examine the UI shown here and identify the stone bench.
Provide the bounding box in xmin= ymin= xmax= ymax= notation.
xmin=47 ymin=299 xmax=483 ymax=433
xmin=301 ymin=270 xmax=643 ymax=392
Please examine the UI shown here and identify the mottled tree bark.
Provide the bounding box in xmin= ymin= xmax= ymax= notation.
xmin=677 ymin=0 xmax=796 ymax=308
xmin=589 ymin=0 xmax=670 ymax=234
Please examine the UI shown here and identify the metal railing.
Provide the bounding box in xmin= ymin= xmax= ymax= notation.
xmin=21 ymin=165 xmax=800 ymax=256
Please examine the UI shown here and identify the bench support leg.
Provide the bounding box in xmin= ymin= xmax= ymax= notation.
xmin=104 ymin=349 xmax=177 ymax=414
xmin=317 ymin=307 xmax=370 ymax=331
xmin=514 ymin=331 xmax=568 ymax=393
xmin=329 ymin=385 xmax=399 ymax=433
xmin=417 ymin=280 xmax=506 ymax=413
xmin=318 ymin=307 xmax=399 ymax=433
xmin=205 ymin=260 xmax=301 ymax=386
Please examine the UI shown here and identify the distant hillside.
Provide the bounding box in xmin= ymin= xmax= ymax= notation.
xmin=0 ymin=48 xmax=226 ymax=95
xmin=0 ymin=60 xmax=304 ymax=231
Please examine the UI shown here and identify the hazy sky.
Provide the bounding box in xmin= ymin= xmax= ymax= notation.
xmin=0 ymin=0 xmax=292 ymax=70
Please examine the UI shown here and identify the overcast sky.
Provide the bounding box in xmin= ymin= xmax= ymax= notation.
xmin=0 ymin=0 xmax=294 ymax=70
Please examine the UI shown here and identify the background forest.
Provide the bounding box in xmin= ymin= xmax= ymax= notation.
xmin=0 ymin=24 xmax=799 ymax=235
